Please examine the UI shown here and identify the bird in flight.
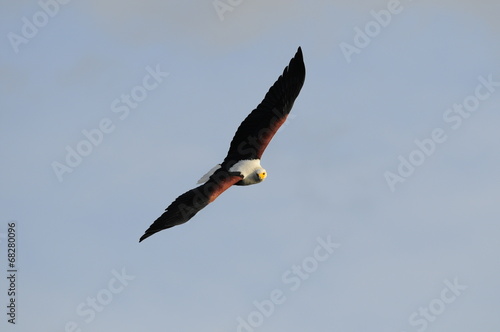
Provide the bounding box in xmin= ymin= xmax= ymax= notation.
xmin=139 ymin=47 xmax=306 ymax=242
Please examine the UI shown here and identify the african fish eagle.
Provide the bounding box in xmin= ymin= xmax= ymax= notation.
xmin=139 ymin=47 xmax=305 ymax=242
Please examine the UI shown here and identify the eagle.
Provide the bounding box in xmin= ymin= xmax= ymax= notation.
xmin=140 ymin=47 xmax=305 ymax=242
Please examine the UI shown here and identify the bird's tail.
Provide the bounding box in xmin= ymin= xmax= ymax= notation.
xmin=197 ymin=164 xmax=221 ymax=184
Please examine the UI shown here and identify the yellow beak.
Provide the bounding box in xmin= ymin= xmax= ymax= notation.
xmin=258 ymin=172 xmax=267 ymax=180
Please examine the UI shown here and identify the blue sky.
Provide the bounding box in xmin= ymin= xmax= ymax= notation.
xmin=1 ymin=1 xmax=500 ymax=331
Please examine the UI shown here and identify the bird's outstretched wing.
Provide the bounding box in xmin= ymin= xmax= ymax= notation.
xmin=139 ymin=170 xmax=242 ymax=242
xmin=223 ymin=47 xmax=306 ymax=165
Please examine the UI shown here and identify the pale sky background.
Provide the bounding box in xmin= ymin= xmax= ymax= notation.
xmin=1 ymin=1 xmax=500 ymax=331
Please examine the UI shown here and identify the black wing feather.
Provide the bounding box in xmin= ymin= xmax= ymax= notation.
xmin=223 ymin=47 xmax=305 ymax=165
xmin=139 ymin=170 xmax=241 ymax=242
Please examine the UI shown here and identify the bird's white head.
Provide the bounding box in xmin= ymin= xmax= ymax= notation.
xmin=255 ymin=167 xmax=267 ymax=182
xmin=229 ymin=159 xmax=267 ymax=185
